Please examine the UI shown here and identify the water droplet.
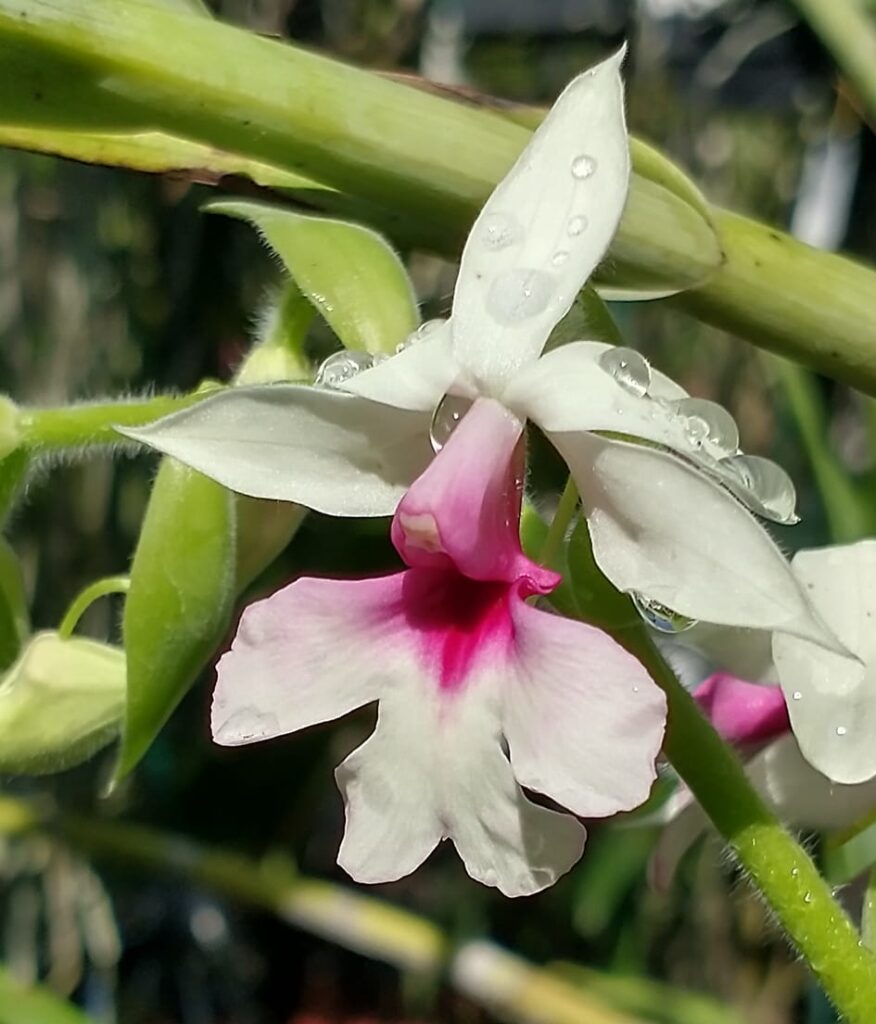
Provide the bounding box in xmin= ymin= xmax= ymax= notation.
xmin=598 ymin=347 xmax=652 ymax=397
xmin=314 ymin=350 xmax=373 ymax=388
xmin=632 ymin=593 xmax=697 ymax=634
xmin=429 ymin=394 xmax=473 ymax=452
xmin=716 ymin=454 xmax=799 ymax=524
xmin=670 ymin=397 xmax=740 ymax=457
xmin=836 ymin=725 xmax=848 ymax=737
xmin=551 ymin=250 xmax=570 ymax=267
xmin=486 ymin=268 xmax=554 ymax=325
xmin=571 ymin=154 xmax=597 ymax=179
xmin=396 ymin=317 xmax=447 ymax=353
xmin=791 ymin=867 xmax=799 ymax=877
xmin=567 ymin=215 xmax=589 ymax=237
xmin=792 ymin=691 xmax=802 ymax=701
xmin=803 ymin=891 xmax=813 ymax=904
xmin=479 ymin=212 xmax=522 ymax=251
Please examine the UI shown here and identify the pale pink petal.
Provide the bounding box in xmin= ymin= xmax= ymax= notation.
xmin=693 ymin=673 xmax=789 ymax=747
xmin=392 ymin=397 xmax=557 ymax=589
xmin=211 ymin=573 xmax=410 ymax=745
xmin=503 ymin=602 xmax=665 ymax=817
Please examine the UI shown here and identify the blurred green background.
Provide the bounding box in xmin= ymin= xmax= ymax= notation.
xmin=1 ymin=1 xmax=875 ymax=1021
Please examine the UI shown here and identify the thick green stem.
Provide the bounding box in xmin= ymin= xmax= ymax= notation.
xmin=2 ymin=1 xmax=876 ymax=392
xmin=18 ymin=391 xmax=215 ymax=452
xmin=628 ymin=630 xmax=876 ymax=1021
xmin=790 ymin=0 xmax=876 ymax=124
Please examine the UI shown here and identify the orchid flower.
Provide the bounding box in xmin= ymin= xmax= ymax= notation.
xmin=123 ymin=51 xmax=839 ymax=650
xmin=212 ymin=396 xmax=667 ymax=895
xmin=652 ymin=672 xmax=876 ymax=889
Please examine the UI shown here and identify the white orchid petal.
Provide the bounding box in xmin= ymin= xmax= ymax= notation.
xmin=747 ymin=734 xmax=876 ymax=827
xmin=121 ymin=385 xmax=432 ymax=516
xmin=211 ymin=573 xmax=409 ymax=745
xmin=503 ymin=340 xmax=687 ymax=439
xmin=343 ymin=324 xmax=463 ymax=412
xmin=451 ymin=51 xmax=630 ymax=391
xmin=555 ymin=433 xmax=843 ymax=650
xmin=773 ymin=542 xmax=876 ymax=784
xmin=503 ymin=601 xmax=665 ymax=817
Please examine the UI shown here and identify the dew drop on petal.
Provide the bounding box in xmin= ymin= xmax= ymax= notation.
xmin=836 ymin=725 xmax=848 ymax=736
xmin=551 ymin=250 xmax=570 ymax=267
xmin=671 ymin=397 xmax=740 ymax=457
xmin=571 ymin=154 xmax=597 ymax=179
xmin=396 ymin=317 xmax=447 ymax=353
xmin=430 ymin=394 xmax=473 ymax=452
xmin=716 ymin=454 xmax=799 ymax=524
xmin=314 ymin=349 xmax=373 ymax=388
xmin=479 ymin=212 xmax=522 ymax=251
xmin=632 ymin=592 xmax=697 ymax=634
xmin=486 ymin=267 xmax=554 ymax=325
xmin=567 ymin=215 xmax=589 ymax=237
xmin=792 ymin=691 xmax=802 ymax=701
xmin=598 ymin=346 xmax=652 ymax=398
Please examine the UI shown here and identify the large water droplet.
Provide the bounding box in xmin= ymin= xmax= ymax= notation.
xmin=717 ymin=454 xmax=799 ymax=524
xmin=479 ymin=212 xmax=522 ymax=251
xmin=429 ymin=394 xmax=473 ymax=452
xmin=671 ymin=397 xmax=740 ymax=457
xmin=598 ymin=347 xmax=652 ymax=397
xmin=567 ymin=215 xmax=589 ymax=237
xmin=632 ymin=593 xmax=697 ymax=634
xmin=571 ymin=154 xmax=597 ymax=179
xmin=486 ymin=268 xmax=554 ymax=325
xmin=836 ymin=725 xmax=848 ymax=737
xmin=314 ymin=350 xmax=373 ymax=388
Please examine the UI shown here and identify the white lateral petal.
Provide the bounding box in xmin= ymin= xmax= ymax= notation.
xmin=503 ymin=340 xmax=687 ymax=442
xmin=773 ymin=542 xmax=876 ymax=784
xmin=442 ymin=679 xmax=587 ymax=897
xmin=121 ymin=385 xmax=432 ymax=516
xmin=555 ymin=433 xmax=842 ymax=650
xmin=336 ymin=685 xmax=445 ymax=884
xmin=212 ymin=573 xmax=409 ymax=745
xmin=343 ymin=324 xmax=465 ymax=412
xmin=747 ymin=734 xmax=876 ymax=827
xmin=503 ymin=601 xmax=665 ymax=817
xmin=451 ymin=51 xmax=630 ymax=392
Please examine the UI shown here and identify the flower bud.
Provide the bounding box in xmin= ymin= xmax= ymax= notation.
xmin=0 ymin=632 xmax=125 ymax=774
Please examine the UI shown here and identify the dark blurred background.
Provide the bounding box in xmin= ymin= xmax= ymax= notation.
xmin=1 ymin=1 xmax=874 ymax=1021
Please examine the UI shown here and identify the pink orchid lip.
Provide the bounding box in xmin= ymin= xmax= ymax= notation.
xmin=391 ymin=396 xmax=557 ymax=589
xmin=693 ymin=672 xmax=790 ymax=747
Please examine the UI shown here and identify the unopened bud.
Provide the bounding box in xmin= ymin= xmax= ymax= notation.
xmin=0 ymin=632 xmax=125 ymax=774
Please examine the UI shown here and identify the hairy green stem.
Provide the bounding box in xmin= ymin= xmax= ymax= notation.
xmin=18 ymin=391 xmax=215 ymax=452
xmin=790 ymin=0 xmax=876 ymax=124
xmin=628 ymin=630 xmax=876 ymax=1021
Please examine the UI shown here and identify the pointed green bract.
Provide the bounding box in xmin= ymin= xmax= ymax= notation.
xmin=209 ymin=200 xmax=418 ymax=355
xmin=117 ymin=459 xmax=235 ymax=782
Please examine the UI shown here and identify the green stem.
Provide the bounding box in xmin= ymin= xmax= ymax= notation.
xmin=865 ymin=868 xmax=876 ymax=950
xmin=789 ymin=0 xmax=876 ymax=124
xmin=57 ymin=576 xmax=130 ymax=639
xmin=627 ymin=629 xmax=876 ymax=1022
xmin=18 ymin=390 xmax=216 ymax=452
xmin=539 ymin=478 xmax=579 ymax=569
xmin=766 ymin=355 xmax=870 ymax=542
xmin=3 ymin=2 xmax=876 ymax=392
